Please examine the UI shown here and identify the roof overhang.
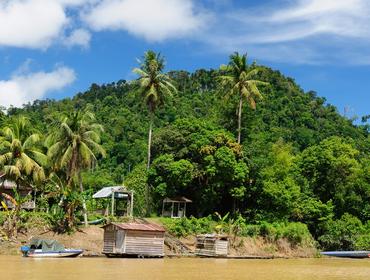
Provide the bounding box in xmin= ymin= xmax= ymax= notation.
xmin=93 ymin=186 xmax=131 ymax=198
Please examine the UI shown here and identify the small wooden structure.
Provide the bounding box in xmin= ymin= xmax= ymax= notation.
xmin=102 ymin=222 xmax=165 ymax=257
xmin=0 ymin=173 xmax=35 ymax=210
xmin=93 ymin=186 xmax=133 ymax=217
xmin=162 ymin=196 xmax=192 ymax=218
xmin=195 ymin=234 xmax=229 ymax=257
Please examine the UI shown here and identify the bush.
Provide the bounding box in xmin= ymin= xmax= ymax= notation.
xmin=0 ymin=212 xmax=7 ymax=226
xmin=19 ymin=211 xmax=53 ymax=230
xmin=160 ymin=216 xmax=315 ymax=248
xmin=318 ymin=213 xmax=366 ymax=250
xmin=241 ymin=221 xmax=314 ymax=247
xmin=160 ymin=216 xmax=214 ymax=237
xmin=279 ymin=222 xmax=313 ymax=246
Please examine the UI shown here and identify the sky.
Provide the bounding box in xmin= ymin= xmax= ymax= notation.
xmin=0 ymin=0 xmax=369 ymax=120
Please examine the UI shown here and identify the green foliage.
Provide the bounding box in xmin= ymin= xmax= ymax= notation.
xmin=149 ymin=118 xmax=247 ymax=215
xmin=1 ymin=53 xmax=368 ymax=245
xmin=0 ymin=116 xmax=46 ymax=187
xmin=160 ymin=216 xmax=215 ymax=237
xmin=297 ymin=137 xmax=369 ymax=219
xmin=318 ymin=213 xmax=369 ymax=250
xmin=0 ymin=212 xmax=6 ymax=226
xmin=247 ymin=222 xmax=315 ymax=247
xmin=124 ymin=163 xmax=148 ymax=217
xmin=218 ymin=52 xmax=267 ymax=143
xmin=161 ymin=216 xmax=314 ymax=248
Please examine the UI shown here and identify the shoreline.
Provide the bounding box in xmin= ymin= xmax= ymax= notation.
xmin=0 ymin=225 xmax=318 ymax=258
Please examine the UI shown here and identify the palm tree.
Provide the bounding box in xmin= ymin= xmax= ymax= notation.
xmin=133 ymin=50 xmax=177 ymax=170
xmin=218 ymin=52 xmax=267 ymax=144
xmin=0 ymin=116 xmax=46 ymax=237
xmin=47 ymin=109 xmax=105 ymax=227
xmin=0 ymin=116 xmax=46 ymax=187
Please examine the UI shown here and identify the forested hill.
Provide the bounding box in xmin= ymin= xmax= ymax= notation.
xmin=3 ymin=66 xmax=369 ymax=231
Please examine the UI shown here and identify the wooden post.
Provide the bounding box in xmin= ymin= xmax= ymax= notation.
xmin=162 ymin=201 xmax=165 ymax=217
xmin=184 ymin=202 xmax=187 ymax=218
xmin=130 ymin=191 xmax=134 ymax=218
xmin=111 ymin=191 xmax=115 ymax=216
xmin=171 ymin=202 xmax=174 ymax=218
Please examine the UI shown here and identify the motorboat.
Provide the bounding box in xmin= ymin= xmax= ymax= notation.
xmin=21 ymin=238 xmax=83 ymax=258
xmin=321 ymin=251 xmax=370 ymax=259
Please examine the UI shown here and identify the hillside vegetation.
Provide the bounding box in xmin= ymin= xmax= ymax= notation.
xmin=1 ymin=52 xmax=369 ymax=251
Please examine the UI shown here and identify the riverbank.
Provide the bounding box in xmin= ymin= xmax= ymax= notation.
xmin=0 ymin=226 xmax=104 ymax=256
xmin=0 ymin=224 xmax=317 ymax=258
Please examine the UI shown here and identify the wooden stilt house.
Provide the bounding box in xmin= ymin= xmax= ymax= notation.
xmin=102 ymin=222 xmax=165 ymax=257
xmin=195 ymin=234 xmax=229 ymax=257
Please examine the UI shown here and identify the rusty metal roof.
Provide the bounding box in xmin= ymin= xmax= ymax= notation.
xmin=104 ymin=222 xmax=165 ymax=232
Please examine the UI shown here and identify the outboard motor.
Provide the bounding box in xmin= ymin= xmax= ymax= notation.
xmin=20 ymin=246 xmax=30 ymax=257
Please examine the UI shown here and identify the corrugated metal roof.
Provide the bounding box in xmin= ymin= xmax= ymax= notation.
xmin=104 ymin=222 xmax=165 ymax=232
xmin=163 ymin=196 xmax=192 ymax=203
xmin=92 ymin=186 xmax=129 ymax=198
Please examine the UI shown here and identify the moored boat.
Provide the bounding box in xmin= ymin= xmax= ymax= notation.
xmin=321 ymin=251 xmax=370 ymax=259
xmin=21 ymin=238 xmax=83 ymax=258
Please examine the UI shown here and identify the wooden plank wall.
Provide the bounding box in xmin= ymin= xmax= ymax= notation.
xmin=103 ymin=225 xmax=116 ymax=253
xmin=125 ymin=230 xmax=164 ymax=256
xmin=215 ymin=240 xmax=228 ymax=256
xmin=195 ymin=237 xmax=228 ymax=257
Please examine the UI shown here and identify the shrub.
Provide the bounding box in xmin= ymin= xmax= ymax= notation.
xmin=0 ymin=212 xmax=7 ymax=226
xmin=318 ymin=213 xmax=366 ymax=250
xmin=160 ymin=216 xmax=214 ymax=237
xmin=160 ymin=216 xmax=315 ymax=248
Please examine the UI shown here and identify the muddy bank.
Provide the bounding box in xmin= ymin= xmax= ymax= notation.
xmin=0 ymin=226 xmax=104 ymax=256
xmin=0 ymin=225 xmax=317 ymax=258
xmin=176 ymin=236 xmax=317 ymax=258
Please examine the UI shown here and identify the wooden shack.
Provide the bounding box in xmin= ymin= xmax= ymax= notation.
xmin=162 ymin=196 xmax=192 ymax=218
xmin=0 ymin=173 xmax=35 ymax=210
xmin=102 ymin=222 xmax=165 ymax=257
xmin=195 ymin=234 xmax=228 ymax=257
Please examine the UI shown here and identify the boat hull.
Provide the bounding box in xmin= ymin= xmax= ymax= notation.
xmin=25 ymin=249 xmax=83 ymax=258
xmin=321 ymin=251 xmax=370 ymax=259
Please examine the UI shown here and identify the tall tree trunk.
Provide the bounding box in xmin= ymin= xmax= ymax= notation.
xmin=147 ymin=114 xmax=153 ymax=170
xmin=146 ymin=113 xmax=154 ymax=215
xmin=237 ymin=96 xmax=243 ymax=144
xmin=78 ymin=171 xmax=88 ymax=227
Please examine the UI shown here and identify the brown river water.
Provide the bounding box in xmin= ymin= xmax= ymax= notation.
xmin=1 ymin=256 xmax=370 ymax=280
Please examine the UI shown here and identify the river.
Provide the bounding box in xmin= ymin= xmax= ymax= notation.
xmin=1 ymin=256 xmax=369 ymax=280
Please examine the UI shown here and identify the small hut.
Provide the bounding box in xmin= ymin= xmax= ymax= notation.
xmin=195 ymin=234 xmax=229 ymax=257
xmin=93 ymin=186 xmax=134 ymax=217
xmin=0 ymin=173 xmax=35 ymax=210
xmin=102 ymin=222 xmax=165 ymax=257
xmin=161 ymin=197 xmax=192 ymax=218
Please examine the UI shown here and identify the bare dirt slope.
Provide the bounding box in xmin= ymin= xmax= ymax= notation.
xmin=0 ymin=226 xmax=104 ymax=256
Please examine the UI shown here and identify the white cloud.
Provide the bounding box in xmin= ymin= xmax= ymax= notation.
xmin=1 ymin=0 xmax=370 ymax=65
xmin=63 ymin=29 xmax=92 ymax=48
xmin=201 ymin=0 xmax=370 ymax=64
xmin=247 ymin=0 xmax=370 ymax=43
xmin=0 ymin=0 xmax=68 ymax=48
xmin=82 ymin=0 xmax=208 ymax=41
xmin=0 ymin=0 xmax=94 ymax=49
xmin=0 ymin=66 xmax=76 ymax=108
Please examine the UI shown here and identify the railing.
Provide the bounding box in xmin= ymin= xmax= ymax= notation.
xmin=0 ymin=200 xmax=36 ymax=210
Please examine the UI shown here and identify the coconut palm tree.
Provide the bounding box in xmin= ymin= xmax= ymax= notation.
xmin=0 ymin=116 xmax=46 ymax=187
xmin=219 ymin=52 xmax=267 ymax=144
xmin=133 ymin=50 xmax=177 ymax=170
xmin=47 ymin=109 xmax=105 ymax=227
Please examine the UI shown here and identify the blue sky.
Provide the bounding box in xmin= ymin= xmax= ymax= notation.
xmin=0 ymin=0 xmax=369 ymax=120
